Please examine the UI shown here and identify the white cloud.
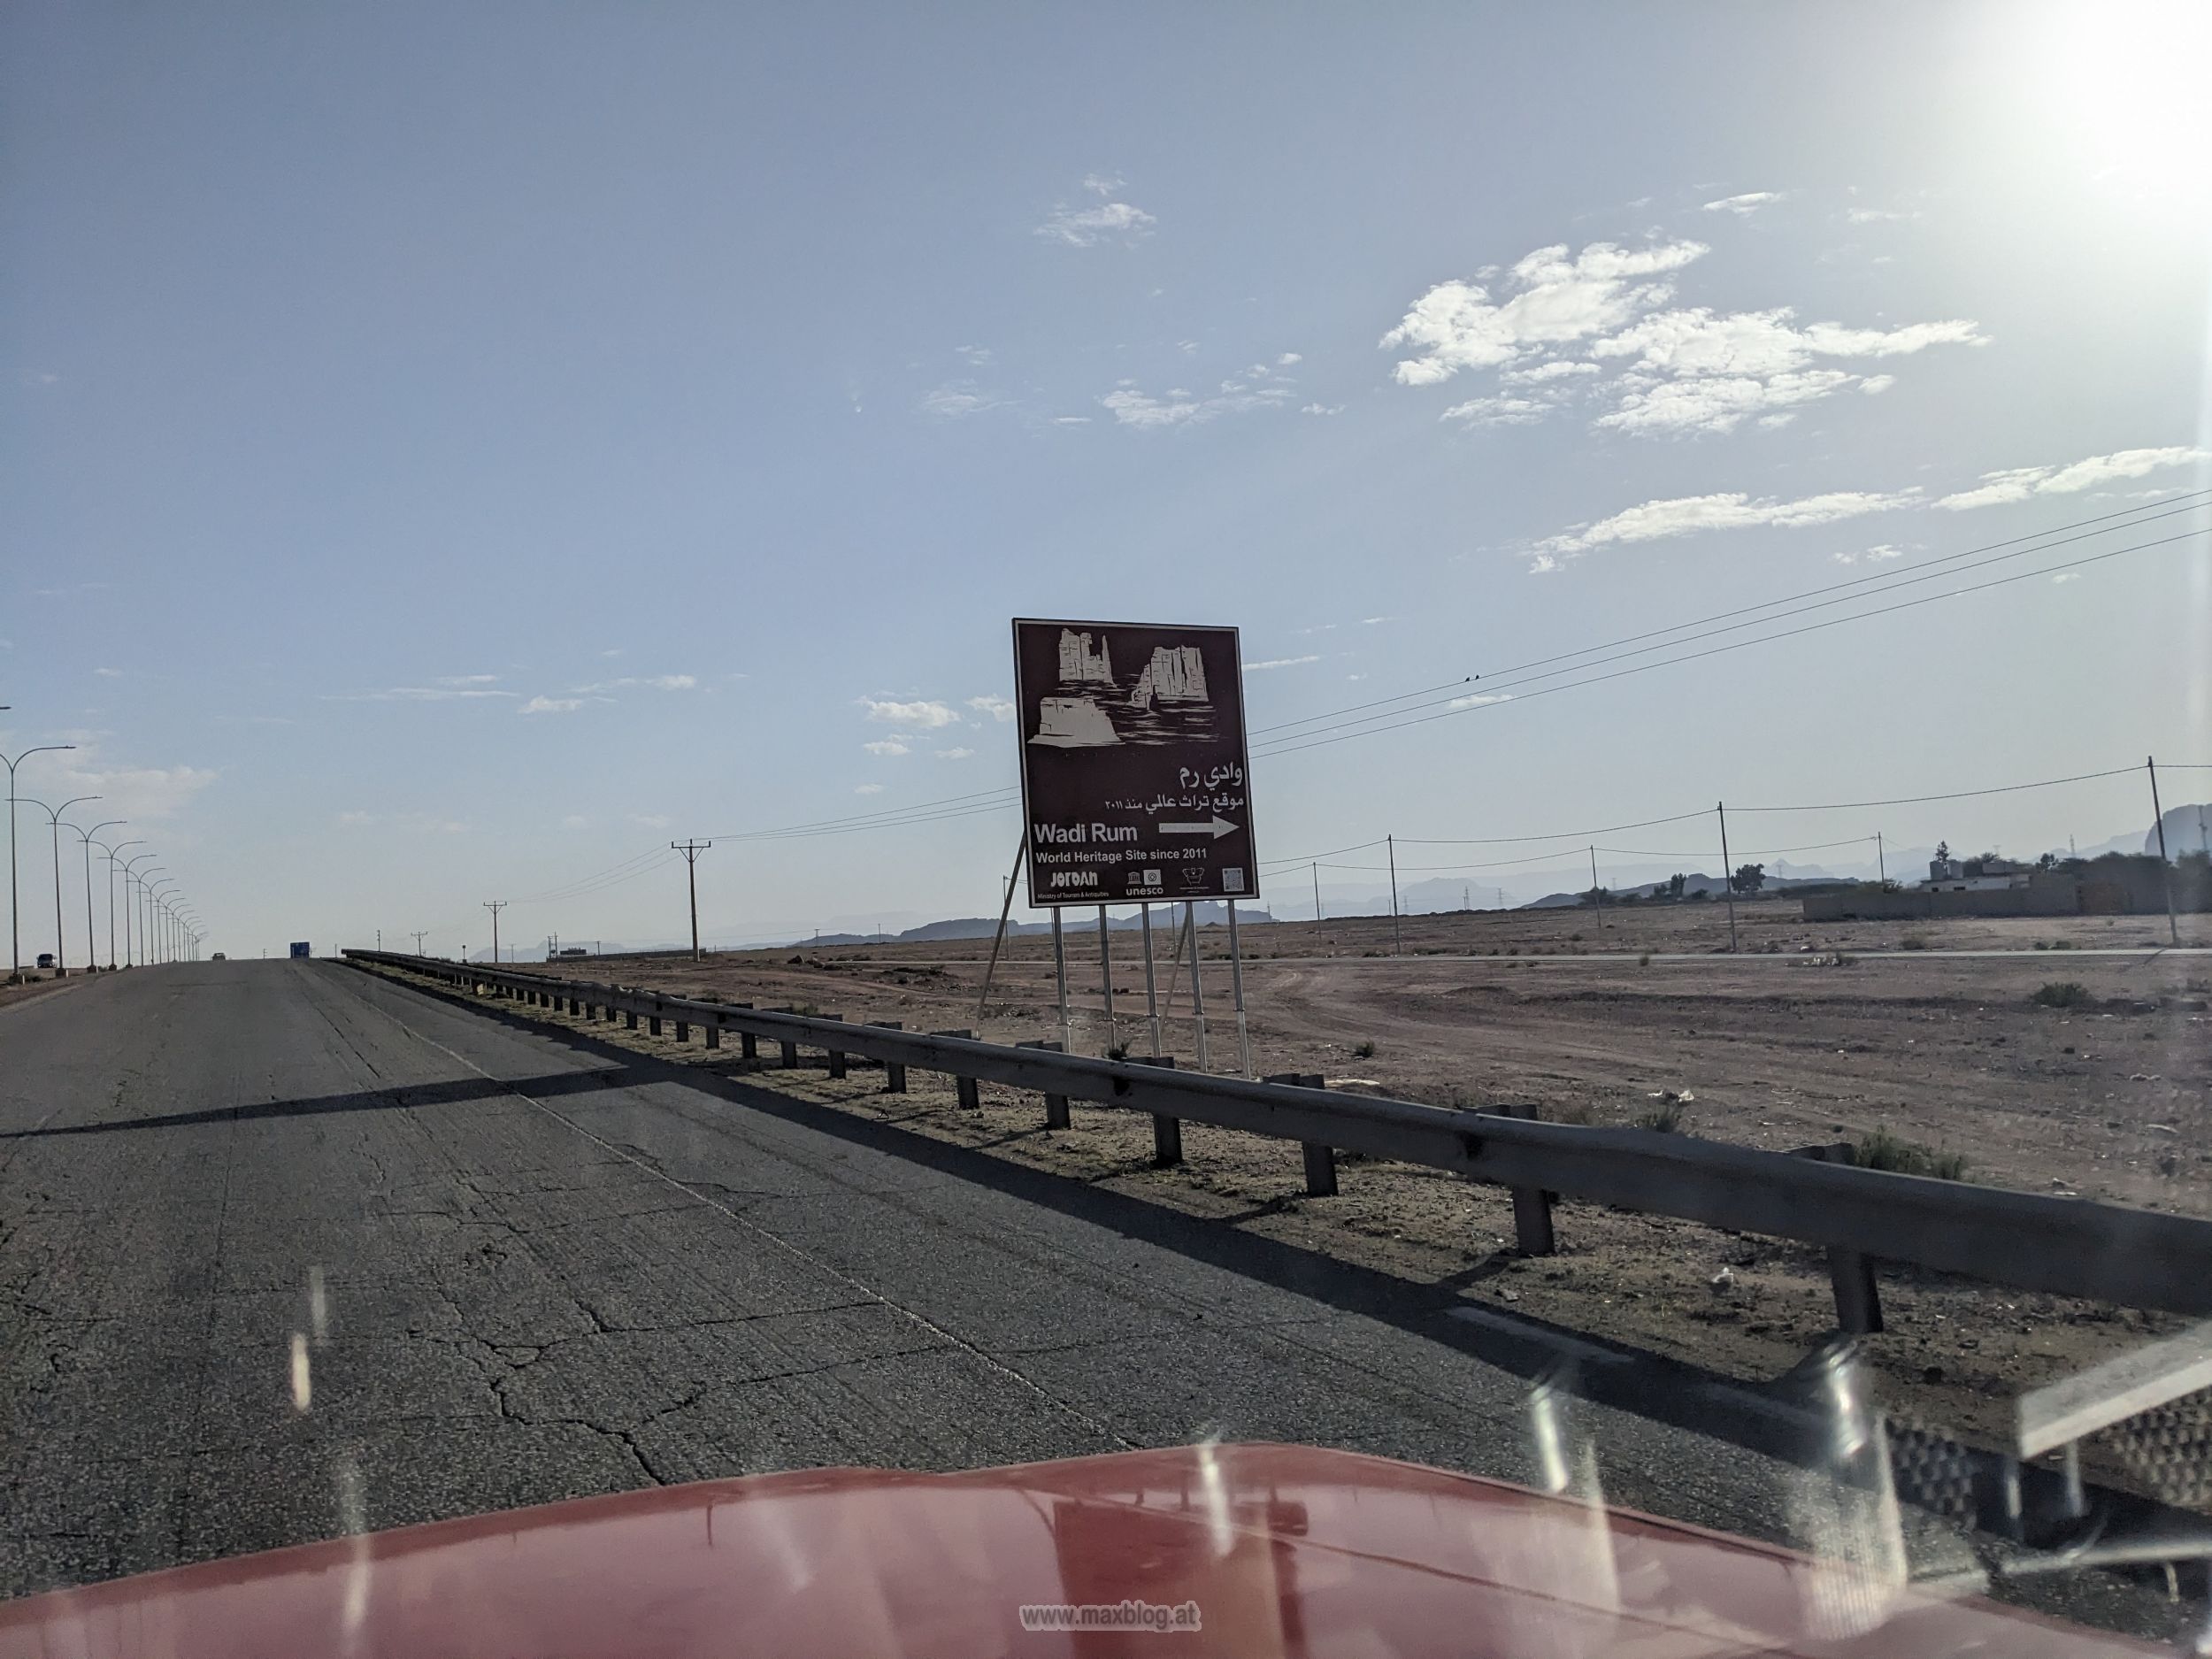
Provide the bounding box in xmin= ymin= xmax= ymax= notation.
xmin=1527 ymin=553 xmax=1561 ymax=575
xmin=1299 ymin=403 xmax=1343 ymax=416
xmin=1541 ymin=488 xmax=1918 ymax=555
xmin=1052 ymin=415 xmax=1093 ymax=425
xmin=1831 ymin=541 xmax=1909 ymax=566
xmin=1384 ymin=238 xmax=1982 ymax=435
xmin=94 ymin=666 xmax=121 ymax=678
xmin=1361 ymin=617 xmax=1394 ymax=626
xmin=1859 ymin=374 xmax=1896 ymax=396
xmin=45 ymin=756 xmax=216 ymax=821
xmin=520 ymin=695 xmax=584 ymax=715
xmin=921 ymin=383 xmax=1004 ymax=419
xmin=338 ymin=810 xmax=373 ymax=826
xmin=1934 ymin=445 xmax=2208 ymax=510
xmin=1037 ymin=199 xmax=1156 ymax=247
xmin=1847 ymin=206 xmax=1918 ymax=224
xmin=1081 ymin=172 xmax=1125 ymax=196
xmin=1277 ymin=352 xmax=1302 ymax=365
xmin=2051 ymin=572 xmax=2082 ymax=584
xmin=630 ymin=814 xmax=670 ymax=830
xmin=570 ymin=673 xmax=695 ymax=694
xmin=1100 ymin=358 xmax=1302 ymax=428
xmin=955 ymin=344 xmax=995 ymax=366
xmin=1440 ymin=394 xmax=1554 ymax=426
xmin=435 ymin=673 xmax=500 ymax=687
xmin=1701 ymin=191 xmax=1783 ymax=215
xmin=855 ymin=782 xmax=886 ymax=795
xmin=967 ymin=695 xmax=1015 ymax=722
xmin=561 ymin=814 xmax=588 ymax=828
xmin=331 ymin=685 xmax=518 ymax=703
xmin=860 ymin=697 xmax=956 ymax=727
xmin=1447 ymin=691 xmax=1514 ymax=709
xmin=1501 ymin=359 xmax=1600 ymax=385
xmin=1243 ymin=655 xmax=1321 ymax=672
xmin=1381 ymin=239 xmax=1709 ymax=385
xmin=863 ymin=739 xmax=911 ymax=756
xmin=935 ymin=746 xmax=975 ymax=760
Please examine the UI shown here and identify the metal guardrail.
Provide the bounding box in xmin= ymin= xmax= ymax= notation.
xmin=343 ymin=949 xmax=2212 ymax=1329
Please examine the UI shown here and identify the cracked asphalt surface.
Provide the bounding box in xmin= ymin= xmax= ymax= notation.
xmin=4 ymin=957 xmax=1824 ymax=1600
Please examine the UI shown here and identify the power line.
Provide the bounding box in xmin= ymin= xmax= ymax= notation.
xmin=1243 ymin=488 xmax=2206 ymax=751
xmin=1251 ymin=526 xmax=2205 ymax=760
xmin=1251 ymin=513 xmax=2208 ymax=757
xmin=1732 ymin=765 xmax=2143 ymax=813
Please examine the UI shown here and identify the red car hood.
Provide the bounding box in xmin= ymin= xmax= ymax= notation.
xmin=0 ymin=1442 xmax=2145 ymax=1656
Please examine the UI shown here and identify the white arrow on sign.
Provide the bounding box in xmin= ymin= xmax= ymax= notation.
xmin=1160 ymin=815 xmax=1240 ymax=839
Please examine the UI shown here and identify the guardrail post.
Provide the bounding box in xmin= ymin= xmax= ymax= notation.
xmin=825 ymin=1014 xmax=847 ymax=1078
xmin=1269 ymin=1073 xmax=1337 ymax=1195
xmin=1019 ymin=1041 xmax=1069 ymax=1127
xmin=1136 ymin=1055 xmax=1181 ymax=1165
xmin=1796 ymin=1142 xmax=1885 ymax=1333
xmin=1480 ymin=1103 xmax=1555 ymax=1256
xmin=648 ymin=1008 xmax=663 ymax=1037
xmin=728 ymin=1002 xmax=757 ymax=1059
xmin=869 ymin=1021 xmax=906 ymax=1091
xmin=625 ymin=1007 xmax=639 ymax=1031
xmin=705 ymin=1017 xmax=721 ymax=1049
xmin=933 ymin=1030 xmax=980 ymax=1107
xmin=674 ymin=1017 xmax=689 ymax=1043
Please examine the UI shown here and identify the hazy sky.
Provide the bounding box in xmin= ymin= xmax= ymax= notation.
xmin=5 ymin=2 xmax=2208 ymax=956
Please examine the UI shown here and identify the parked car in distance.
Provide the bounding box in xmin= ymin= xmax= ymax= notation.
xmin=36 ymin=952 xmax=55 ymax=970
xmin=212 ymin=952 xmax=227 ymax=960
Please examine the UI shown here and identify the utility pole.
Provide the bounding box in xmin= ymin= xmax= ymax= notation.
xmin=411 ymin=930 xmax=426 ymax=956
xmin=672 ymin=840 xmax=711 ymax=960
xmin=1311 ymin=862 xmax=1322 ymax=932
xmin=1876 ymin=831 xmax=1886 ymax=886
xmin=482 ymin=901 xmax=506 ymax=965
xmin=1717 ymin=801 xmax=1739 ymax=953
xmin=2148 ymin=755 xmax=2179 ymax=946
xmin=1386 ymin=834 xmax=1403 ymax=956
xmin=1589 ymin=845 xmax=1604 ymax=928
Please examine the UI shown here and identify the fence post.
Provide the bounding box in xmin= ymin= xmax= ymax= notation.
xmin=825 ymin=1014 xmax=847 ymax=1078
xmin=1268 ymin=1073 xmax=1337 ymax=1195
xmin=625 ymin=1007 xmax=639 ymax=1031
xmin=705 ymin=1016 xmax=721 ymax=1049
xmin=1797 ymin=1141 xmax=1885 ymax=1333
xmin=648 ymin=1008 xmax=663 ymax=1037
xmin=674 ymin=1017 xmax=689 ymax=1043
xmin=1020 ymin=1040 xmax=1069 ymax=1127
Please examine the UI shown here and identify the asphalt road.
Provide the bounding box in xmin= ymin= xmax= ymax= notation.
xmin=0 ymin=960 xmax=1951 ymax=1601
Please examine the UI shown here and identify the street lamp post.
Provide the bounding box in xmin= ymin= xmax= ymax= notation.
xmin=134 ymin=866 xmax=165 ymax=966
xmin=68 ymin=818 xmax=127 ymax=972
xmin=149 ymin=883 xmax=177 ymax=964
xmin=103 ymin=840 xmax=144 ymax=969
xmin=121 ymin=855 xmax=157 ymax=966
xmin=3 ymin=743 xmax=76 ymax=980
xmin=19 ymin=795 xmax=100 ymax=975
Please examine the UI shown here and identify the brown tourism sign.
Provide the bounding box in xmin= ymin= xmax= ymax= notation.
xmin=1011 ymin=618 xmax=1261 ymax=907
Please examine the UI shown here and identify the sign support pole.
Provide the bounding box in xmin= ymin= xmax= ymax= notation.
xmin=1096 ymin=904 xmax=1117 ymax=1050
xmin=1050 ymin=906 xmax=1073 ymax=1053
xmin=1186 ymin=901 xmax=1210 ymax=1071
xmin=1139 ymin=903 xmax=1163 ymax=1056
xmin=974 ymin=833 xmax=1029 ymax=1025
xmin=1225 ymin=899 xmax=1251 ymax=1078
